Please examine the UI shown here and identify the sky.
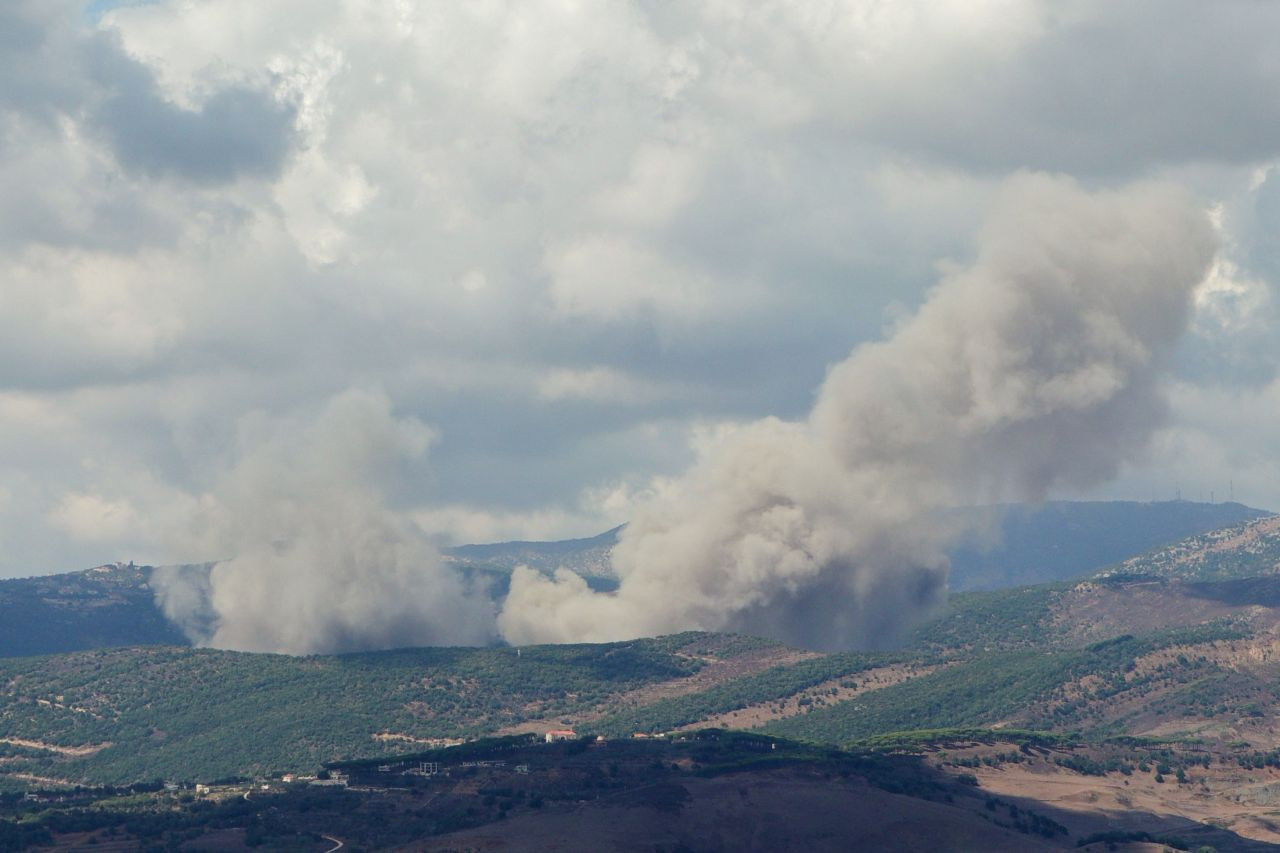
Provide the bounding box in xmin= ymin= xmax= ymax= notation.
xmin=3 ymin=0 xmax=1280 ymax=580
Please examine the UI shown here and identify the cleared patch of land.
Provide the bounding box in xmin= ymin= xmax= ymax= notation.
xmin=371 ymin=733 xmax=463 ymax=748
xmin=959 ymin=747 xmax=1280 ymax=847
xmin=0 ymin=738 xmax=110 ymax=757
xmin=673 ymin=662 xmax=936 ymax=731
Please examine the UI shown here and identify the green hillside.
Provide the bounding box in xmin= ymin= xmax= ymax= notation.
xmin=8 ymin=573 xmax=1280 ymax=788
xmin=8 ymin=508 xmax=1280 ymax=791
xmin=0 ymin=635 xmax=724 ymax=784
xmin=0 ymin=564 xmax=188 ymax=656
xmin=8 ymin=562 xmax=1280 ymax=851
xmin=765 ymin=622 xmax=1252 ymax=745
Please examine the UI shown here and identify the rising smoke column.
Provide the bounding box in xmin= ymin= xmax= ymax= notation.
xmin=498 ymin=174 xmax=1218 ymax=649
xmin=152 ymin=389 xmax=496 ymax=654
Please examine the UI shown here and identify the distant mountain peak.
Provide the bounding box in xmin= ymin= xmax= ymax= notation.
xmin=442 ymin=525 xmax=625 ymax=578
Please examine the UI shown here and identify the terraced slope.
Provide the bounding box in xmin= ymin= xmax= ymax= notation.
xmin=1100 ymin=514 xmax=1280 ymax=581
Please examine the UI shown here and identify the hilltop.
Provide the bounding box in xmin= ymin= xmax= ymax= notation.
xmin=441 ymin=500 xmax=1271 ymax=590
xmin=1100 ymin=514 xmax=1280 ymax=581
xmin=0 ymin=499 xmax=1265 ymax=659
xmin=946 ymin=500 xmax=1271 ymax=590
xmin=443 ymin=525 xmax=623 ymax=578
xmin=0 ymin=563 xmax=187 ymax=657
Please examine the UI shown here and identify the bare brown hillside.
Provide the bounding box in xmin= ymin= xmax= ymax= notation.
xmin=1053 ymin=576 xmax=1280 ymax=643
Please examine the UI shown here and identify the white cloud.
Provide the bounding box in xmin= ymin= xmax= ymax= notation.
xmin=274 ymin=151 xmax=377 ymax=265
xmin=49 ymin=493 xmax=141 ymax=542
xmin=2 ymin=0 xmax=1280 ymax=585
xmin=1120 ymin=380 xmax=1280 ymax=510
xmin=546 ymin=235 xmax=713 ymax=321
xmin=536 ymin=366 xmax=679 ymax=405
xmin=1194 ymin=255 xmax=1272 ymax=336
xmin=592 ymin=142 xmax=706 ymax=229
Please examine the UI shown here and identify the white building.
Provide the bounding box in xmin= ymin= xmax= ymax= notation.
xmin=545 ymin=729 xmax=577 ymax=743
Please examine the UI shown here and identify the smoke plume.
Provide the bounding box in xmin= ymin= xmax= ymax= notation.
xmin=497 ymin=174 xmax=1217 ymax=649
xmin=152 ymin=389 xmax=496 ymax=654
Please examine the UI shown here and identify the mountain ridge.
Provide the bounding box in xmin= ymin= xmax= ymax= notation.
xmin=0 ymin=500 xmax=1270 ymax=659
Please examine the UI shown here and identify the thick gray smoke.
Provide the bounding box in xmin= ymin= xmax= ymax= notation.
xmin=152 ymin=389 xmax=496 ymax=654
xmin=498 ymin=174 xmax=1217 ymax=649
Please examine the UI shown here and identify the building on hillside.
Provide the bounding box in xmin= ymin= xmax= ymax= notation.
xmin=309 ymin=772 xmax=348 ymax=787
xmin=404 ymin=761 xmax=440 ymax=776
xmin=545 ymin=729 xmax=577 ymax=743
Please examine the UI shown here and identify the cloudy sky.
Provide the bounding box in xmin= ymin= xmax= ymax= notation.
xmin=3 ymin=0 xmax=1279 ymax=580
